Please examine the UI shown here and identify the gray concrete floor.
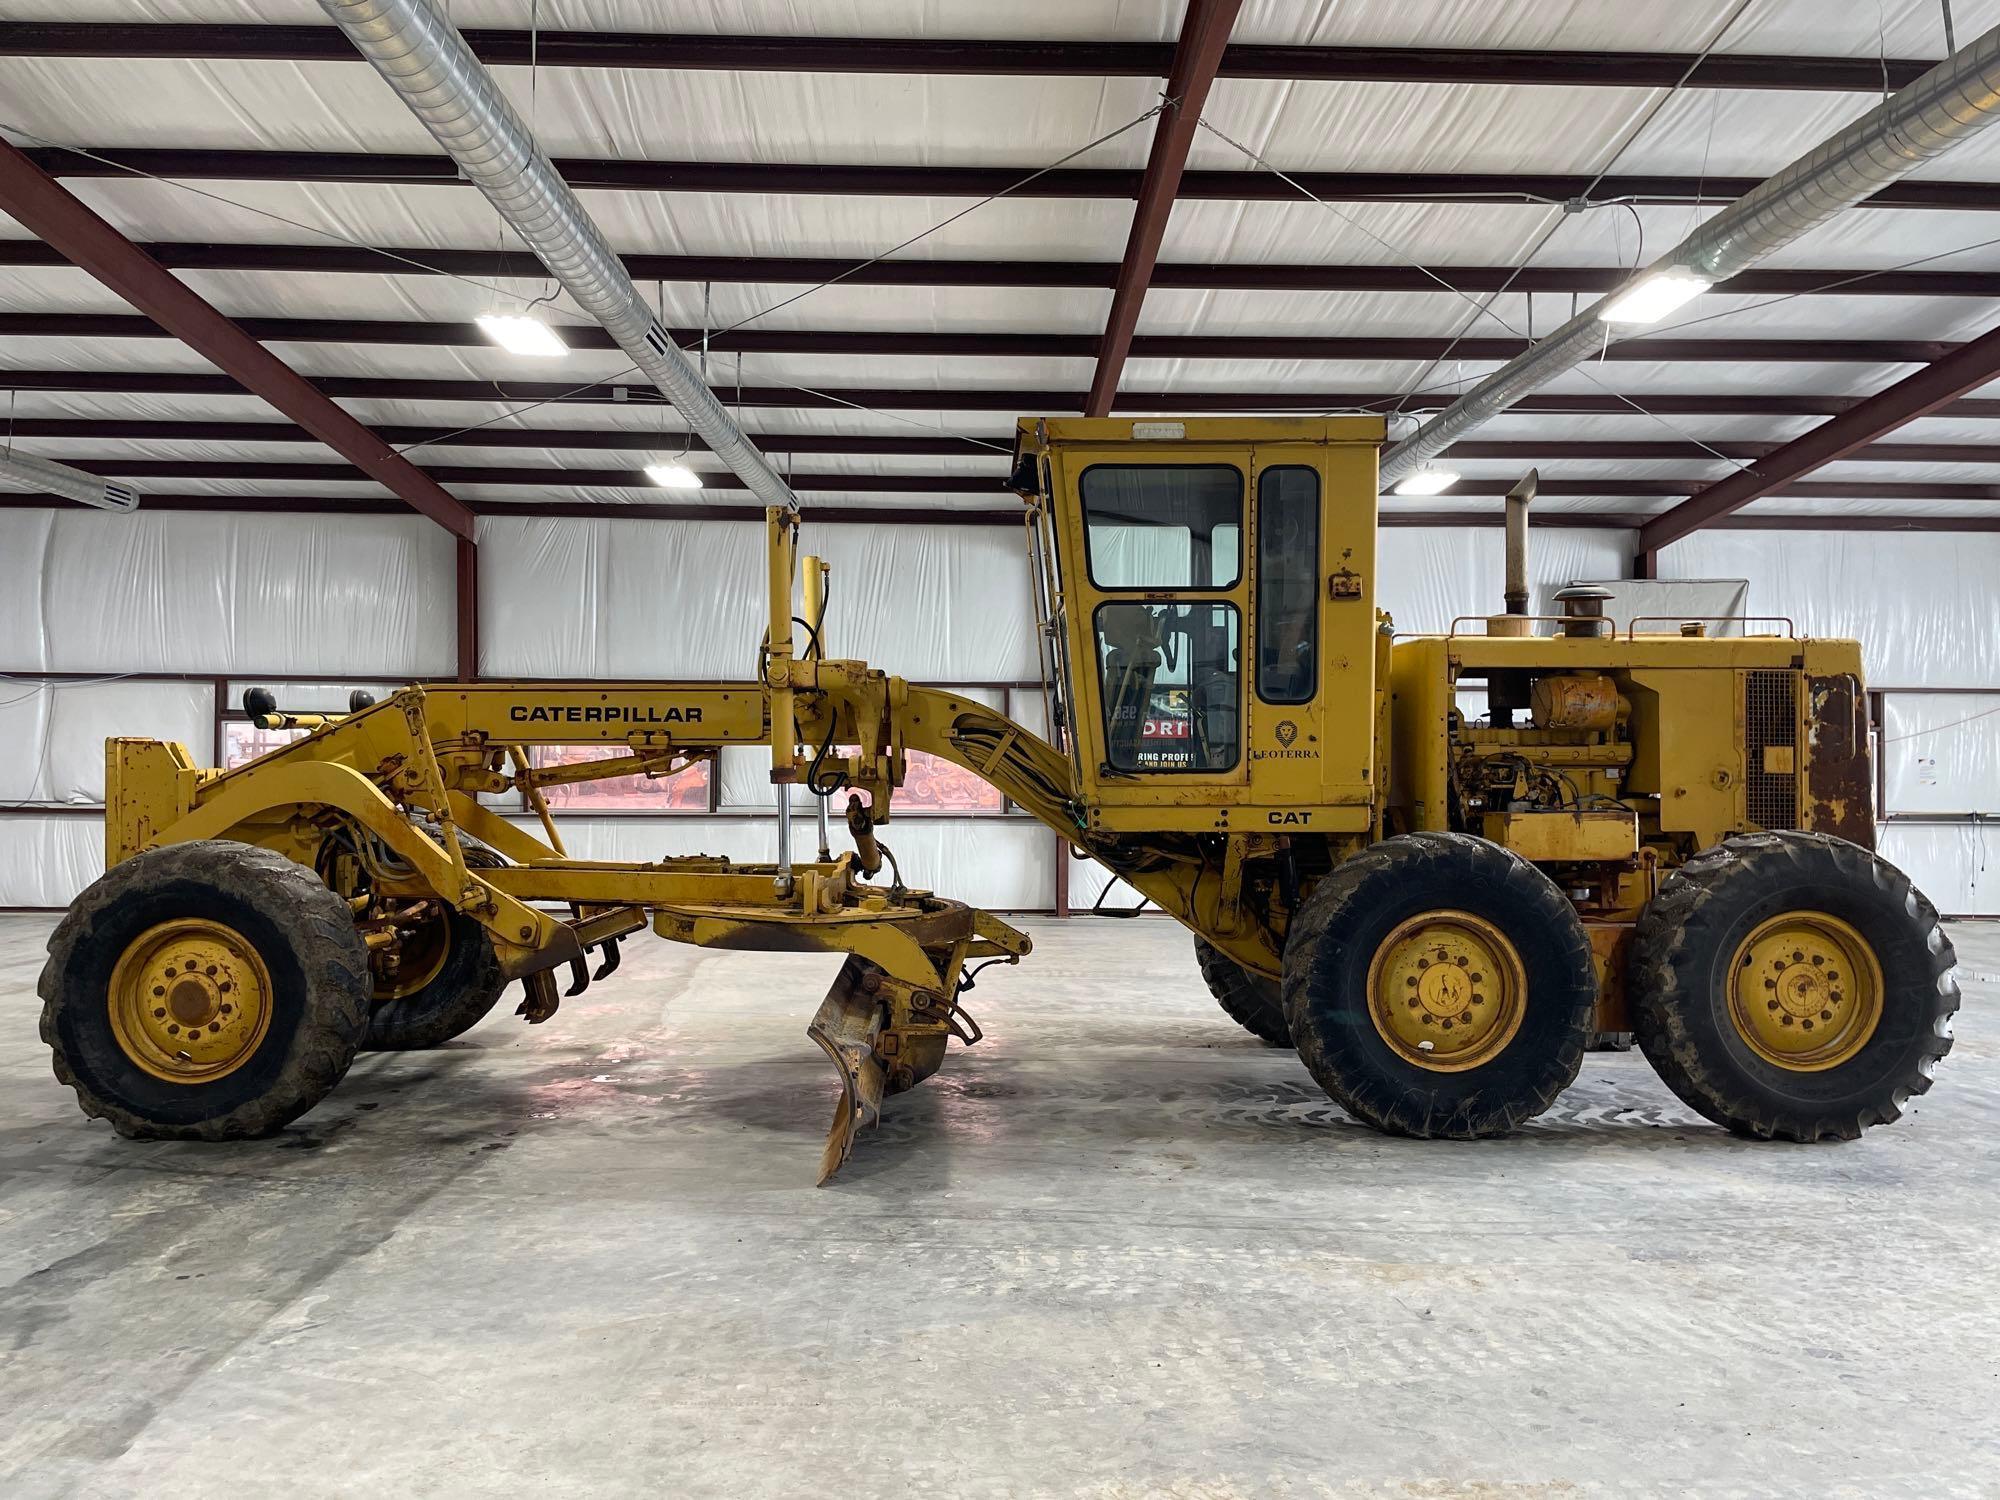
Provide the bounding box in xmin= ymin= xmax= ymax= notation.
xmin=1 ymin=913 xmax=1995 ymax=1499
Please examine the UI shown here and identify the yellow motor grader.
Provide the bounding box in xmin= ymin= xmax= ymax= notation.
xmin=39 ymin=418 xmax=1957 ymax=1178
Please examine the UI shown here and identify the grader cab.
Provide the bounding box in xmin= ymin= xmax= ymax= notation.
xmin=39 ymin=417 xmax=1956 ymax=1178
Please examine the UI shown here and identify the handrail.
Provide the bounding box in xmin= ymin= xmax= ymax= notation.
xmin=1625 ymin=615 xmax=1796 ymax=640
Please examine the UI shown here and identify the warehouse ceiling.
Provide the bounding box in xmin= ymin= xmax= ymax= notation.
xmin=3 ymin=0 xmax=2000 ymax=533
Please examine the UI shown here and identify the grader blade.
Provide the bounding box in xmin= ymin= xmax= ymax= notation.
xmin=807 ymin=957 xmax=889 ymax=1184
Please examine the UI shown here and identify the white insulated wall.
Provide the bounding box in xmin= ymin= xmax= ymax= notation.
xmin=3 ymin=512 xmax=1995 ymax=916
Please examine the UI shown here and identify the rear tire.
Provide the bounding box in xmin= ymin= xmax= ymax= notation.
xmin=39 ymin=840 xmax=371 ymax=1140
xmin=1630 ymin=830 xmax=1956 ymax=1140
xmin=1193 ymin=937 xmax=1290 ymax=1046
xmin=362 ymin=847 xmax=508 ymax=1051
xmin=1282 ymin=832 xmax=1597 ymax=1138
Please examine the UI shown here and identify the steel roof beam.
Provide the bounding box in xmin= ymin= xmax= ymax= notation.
xmin=0 ymin=24 xmax=1945 ymax=92
xmin=26 ymin=148 xmax=2000 ymax=211
xmin=1086 ymin=0 xmax=1243 ymax=416
xmin=14 ymin=419 xmax=2000 ymax=468
xmin=0 ymin=139 xmax=473 ymax=538
xmin=0 ymin=311 xmax=1963 ymax=364
xmin=40 ymin=456 xmax=2000 ymax=504
xmin=3 ymin=492 xmax=1995 ymax=536
xmin=7 ymin=239 xmax=1999 ymax=297
xmin=1637 ymin=320 xmax=2000 ymax=563
xmin=14 ymin=368 xmax=2000 ymax=419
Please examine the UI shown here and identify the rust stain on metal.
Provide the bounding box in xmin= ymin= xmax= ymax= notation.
xmin=1803 ymin=674 xmax=1876 ymax=848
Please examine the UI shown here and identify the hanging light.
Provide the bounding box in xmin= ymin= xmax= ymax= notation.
xmin=645 ymin=464 xmax=703 ymax=490
xmin=475 ymin=312 xmax=567 ymax=357
xmin=1392 ymin=467 xmax=1460 ymax=497
xmin=1598 ymin=268 xmax=1712 ymax=325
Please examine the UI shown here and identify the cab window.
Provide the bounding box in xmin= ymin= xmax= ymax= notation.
xmin=1256 ymin=466 xmax=1319 ymax=704
xmin=1095 ymin=602 xmax=1241 ymax=772
xmin=1080 ymin=465 xmax=1242 ymax=590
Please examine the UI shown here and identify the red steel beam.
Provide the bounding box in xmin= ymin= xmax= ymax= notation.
xmin=45 ymin=457 xmax=2000 ymax=504
xmin=8 ymin=238 xmax=2000 ymax=298
xmin=0 ymin=24 xmax=1943 ymax=92
xmin=1087 ymin=0 xmax=1247 ymax=416
xmin=1637 ymin=321 xmax=2000 ymax=564
xmin=14 ymin=419 xmax=2000 ymax=468
xmin=0 ymin=138 xmax=474 ymax=539
xmin=20 ymin=367 xmax=2000 ymax=420
xmin=455 ymin=536 xmax=479 ymax=682
xmin=28 ymin=147 xmax=2000 ymax=212
xmin=0 ymin=310 xmax=1961 ymax=365
xmin=5 ymin=491 xmax=1997 ymax=535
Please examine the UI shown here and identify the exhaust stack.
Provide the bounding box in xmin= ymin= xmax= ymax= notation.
xmin=1503 ymin=468 xmax=1536 ymax=617
xmin=1488 ymin=469 xmax=1537 ymax=638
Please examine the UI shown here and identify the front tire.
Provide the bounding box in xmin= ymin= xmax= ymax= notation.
xmin=39 ymin=840 xmax=371 ymax=1139
xmin=1630 ymin=831 xmax=1957 ymax=1140
xmin=1283 ymin=832 xmax=1598 ymax=1138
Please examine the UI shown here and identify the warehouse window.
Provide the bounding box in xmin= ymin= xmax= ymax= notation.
xmin=529 ymin=745 xmax=711 ymax=812
xmin=1095 ymin=602 xmax=1240 ymax=772
xmin=1080 ymin=465 xmax=1242 ymax=590
xmin=1256 ymin=466 xmax=1319 ymax=705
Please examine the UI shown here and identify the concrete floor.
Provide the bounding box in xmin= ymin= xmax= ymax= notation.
xmin=1 ymin=914 xmax=1995 ymax=1499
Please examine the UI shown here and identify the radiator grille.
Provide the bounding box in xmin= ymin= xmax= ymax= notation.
xmin=1744 ymin=669 xmax=1799 ymax=830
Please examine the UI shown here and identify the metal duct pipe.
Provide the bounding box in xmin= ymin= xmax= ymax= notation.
xmin=1380 ymin=22 xmax=2000 ymax=490
xmin=1503 ymin=468 xmax=1536 ymax=616
xmin=0 ymin=450 xmax=138 ymax=511
xmin=317 ymin=0 xmax=796 ymax=512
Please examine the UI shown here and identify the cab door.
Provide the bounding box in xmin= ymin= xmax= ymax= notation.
xmin=1049 ymin=448 xmax=1253 ymax=813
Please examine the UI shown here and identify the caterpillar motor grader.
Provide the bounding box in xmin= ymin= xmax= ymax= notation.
xmin=39 ymin=417 xmax=1957 ymax=1179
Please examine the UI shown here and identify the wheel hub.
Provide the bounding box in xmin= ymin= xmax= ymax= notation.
xmin=1366 ymin=911 xmax=1527 ymax=1072
xmin=1728 ymin=911 xmax=1883 ymax=1071
xmin=108 ymin=918 xmax=273 ymax=1083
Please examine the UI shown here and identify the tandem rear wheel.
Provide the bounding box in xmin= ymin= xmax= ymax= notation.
xmin=38 ymin=840 xmax=372 ymax=1140
xmin=1629 ymin=830 xmax=1957 ymax=1141
xmin=361 ymin=845 xmax=509 ymax=1051
xmin=1282 ymin=831 xmax=1598 ymax=1138
xmin=1192 ymin=936 xmax=1290 ymax=1046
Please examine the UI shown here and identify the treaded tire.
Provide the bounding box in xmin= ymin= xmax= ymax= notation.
xmin=1193 ymin=936 xmax=1290 ymax=1046
xmin=39 ymin=840 xmax=371 ymax=1140
xmin=1282 ymin=831 xmax=1597 ymax=1138
xmin=1630 ymin=830 xmax=1957 ymax=1141
xmin=363 ymin=847 xmax=508 ymax=1051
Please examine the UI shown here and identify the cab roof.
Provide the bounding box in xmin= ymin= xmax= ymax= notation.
xmin=1015 ymin=417 xmax=1388 ymax=450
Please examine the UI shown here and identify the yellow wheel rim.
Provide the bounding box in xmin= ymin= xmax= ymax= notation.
xmin=107 ymin=918 xmax=273 ymax=1084
xmin=1366 ymin=910 xmax=1527 ymax=1072
xmin=1728 ymin=910 xmax=1883 ymax=1071
xmin=372 ymin=910 xmax=450 ymax=1002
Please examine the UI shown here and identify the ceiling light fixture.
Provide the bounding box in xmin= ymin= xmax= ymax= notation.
xmin=0 ymin=449 xmax=139 ymax=511
xmin=476 ymin=312 xmax=568 ymax=357
xmin=645 ymin=464 xmax=703 ymax=490
xmin=1597 ymin=268 xmax=1713 ymax=325
xmin=1392 ymin=467 xmax=1460 ymax=497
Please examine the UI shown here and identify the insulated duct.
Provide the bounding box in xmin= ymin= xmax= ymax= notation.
xmin=0 ymin=450 xmax=138 ymax=511
xmin=1379 ymin=22 xmax=2000 ymax=490
xmin=317 ymin=0 xmax=796 ymax=512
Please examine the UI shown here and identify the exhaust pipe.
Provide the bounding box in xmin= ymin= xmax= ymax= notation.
xmin=317 ymin=0 xmax=797 ymax=513
xmin=1503 ymin=468 xmax=1536 ymax=617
